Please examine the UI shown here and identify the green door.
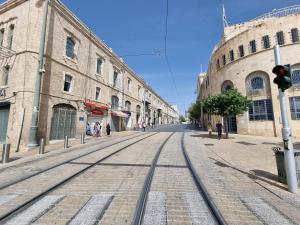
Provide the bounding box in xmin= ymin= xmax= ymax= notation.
xmin=0 ymin=104 xmax=10 ymax=144
xmin=50 ymin=105 xmax=76 ymax=140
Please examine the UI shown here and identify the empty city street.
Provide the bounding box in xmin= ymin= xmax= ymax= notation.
xmin=0 ymin=125 xmax=299 ymax=225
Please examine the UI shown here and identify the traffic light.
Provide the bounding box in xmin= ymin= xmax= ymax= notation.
xmin=272 ymin=64 xmax=292 ymax=91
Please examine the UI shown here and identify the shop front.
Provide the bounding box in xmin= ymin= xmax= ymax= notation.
xmin=111 ymin=110 xmax=128 ymax=132
xmin=84 ymin=102 xmax=108 ymax=136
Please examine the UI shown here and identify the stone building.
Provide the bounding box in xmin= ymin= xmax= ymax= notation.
xmin=197 ymin=6 xmax=300 ymax=138
xmin=0 ymin=0 xmax=179 ymax=151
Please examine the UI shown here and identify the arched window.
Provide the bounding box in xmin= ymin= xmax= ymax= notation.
xmin=136 ymin=105 xmax=141 ymax=114
xmin=251 ymin=77 xmax=264 ymax=90
xmin=221 ymin=80 xmax=234 ymax=92
xmin=291 ymin=69 xmax=300 ymax=86
xmin=111 ymin=96 xmax=119 ymax=110
xmin=125 ymin=101 xmax=131 ymax=111
xmin=66 ymin=37 xmax=75 ymax=59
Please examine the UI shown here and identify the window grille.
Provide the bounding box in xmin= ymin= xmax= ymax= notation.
xmin=229 ymin=50 xmax=234 ymax=61
xmin=7 ymin=25 xmax=14 ymax=49
xmin=0 ymin=29 xmax=4 ymax=46
xmin=291 ymin=69 xmax=300 ymax=86
xmin=66 ymin=37 xmax=75 ymax=59
xmin=262 ymin=35 xmax=270 ymax=49
xmin=222 ymin=55 xmax=226 ymax=65
xmin=1 ymin=66 xmax=9 ymax=86
xmin=125 ymin=101 xmax=131 ymax=111
xmin=111 ymin=96 xmax=119 ymax=110
xmin=95 ymin=87 xmax=101 ymax=100
xmin=289 ymin=97 xmax=300 ymax=120
xmin=291 ymin=28 xmax=299 ymax=43
xmin=238 ymin=45 xmax=244 ymax=57
xmin=96 ymin=59 xmax=102 ymax=74
xmin=249 ymin=40 xmax=256 ymax=53
xmin=249 ymin=99 xmax=274 ymax=121
xmin=276 ymin=31 xmax=285 ymax=45
xmin=64 ymin=74 xmax=72 ymax=92
xmin=113 ymin=71 xmax=118 ymax=87
xmin=251 ymin=77 xmax=264 ymax=90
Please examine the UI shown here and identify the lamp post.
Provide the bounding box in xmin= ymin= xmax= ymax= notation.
xmin=28 ymin=0 xmax=50 ymax=147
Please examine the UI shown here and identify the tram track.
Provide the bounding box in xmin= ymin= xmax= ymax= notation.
xmin=0 ymin=132 xmax=148 ymax=191
xmin=0 ymin=132 xmax=158 ymax=224
xmin=131 ymin=132 xmax=227 ymax=225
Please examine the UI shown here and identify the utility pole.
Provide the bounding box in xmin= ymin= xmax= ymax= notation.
xmin=28 ymin=0 xmax=50 ymax=147
xmin=274 ymin=44 xmax=298 ymax=193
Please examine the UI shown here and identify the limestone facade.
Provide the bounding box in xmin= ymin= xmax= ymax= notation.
xmin=0 ymin=0 xmax=179 ymax=151
xmin=197 ymin=7 xmax=300 ymax=138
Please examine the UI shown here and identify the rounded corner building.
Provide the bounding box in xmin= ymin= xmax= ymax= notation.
xmin=198 ymin=5 xmax=300 ymax=138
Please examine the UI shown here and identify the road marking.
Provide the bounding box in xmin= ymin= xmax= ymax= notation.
xmin=183 ymin=192 xmax=218 ymax=225
xmin=241 ymin=197 xmax=295 ymax=225
xmin=142 ymin=192 xmax=167 ymax=225
xmin=67 ymin=193 xmax=113 ymax=225
xmin=4 ymin=195 xmax=64 ymax=225
xmin=0 ymin=194 xmax=18 ymax=206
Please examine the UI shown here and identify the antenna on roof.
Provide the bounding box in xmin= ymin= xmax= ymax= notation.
xmin=222 ymin=4 xmax=229 ymax=28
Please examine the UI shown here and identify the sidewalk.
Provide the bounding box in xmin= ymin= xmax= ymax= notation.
xmin=0 ymin=131 xmax=140 ymax=168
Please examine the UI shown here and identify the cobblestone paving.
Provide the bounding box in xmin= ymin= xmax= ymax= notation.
xmin=31 ymin=133 xmax=171 ymax=225
xmin=185 ymin=131 xmax=300 ymax=225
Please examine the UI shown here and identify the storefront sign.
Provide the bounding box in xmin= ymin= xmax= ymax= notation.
xmin=79 ymin=116 xmax=84 ymax=121
xmin=0 ymin=88 xmax=6 ymax=97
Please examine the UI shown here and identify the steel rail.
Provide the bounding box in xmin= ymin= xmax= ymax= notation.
xmin=181 ymin=132 xmax=227 ymax=225
xmin=0 ymin=132 xmax=149 ymax=191
xmin=0 ymin=132 xmax=159 ymax=223
xmin=0 ymin=132 xmax=141 ymax=173
xmin=131 ymin=132 xmax=175 ymax=225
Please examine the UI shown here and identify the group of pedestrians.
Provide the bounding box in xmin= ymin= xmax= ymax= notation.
xmin=207 ymin=120 xmax=223 ymax=140
xmin=86 ymin=122 xmax=111 ymax=137
xmin=141 ymin=121 xmax=155 ymax=132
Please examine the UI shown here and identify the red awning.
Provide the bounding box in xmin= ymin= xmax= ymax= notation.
xmin=111 ymin=110 xmax=129 ymax=118
xmin=84 ymin=102 xmax=108 ymax=110
xmin=91 ymin=109 xmax=104 ymax=116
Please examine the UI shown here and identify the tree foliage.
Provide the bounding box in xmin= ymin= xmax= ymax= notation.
xmin=188 ymin=101 xmax=201 ymax=121
xmin=179 ymin=115 xmax=186 ymax=123
xmin=202 ymin=89 xmax=251 ymax=117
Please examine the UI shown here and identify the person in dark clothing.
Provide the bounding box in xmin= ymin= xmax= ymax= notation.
xmin=142 ymin=122 xmax=146 ymax=132
xmin=216 ymin=120 xmax=223 ymax=140
xmin=106 ymin=123 xmax=111 ymax=136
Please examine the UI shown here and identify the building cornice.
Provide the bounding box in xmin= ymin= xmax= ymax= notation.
xmin=0 ymin=0 xmax=28 ymax=13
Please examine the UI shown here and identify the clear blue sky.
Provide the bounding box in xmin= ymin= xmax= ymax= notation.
xmin=2 ymin=0 xmax=299 ymax=114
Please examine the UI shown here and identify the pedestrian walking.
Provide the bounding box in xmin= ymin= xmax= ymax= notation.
xmin=207 ymin=122 xmax=212 ymax=137
xmin=106 ymin=123 xmax=111 ymax=136
xmin=142 ymin=122 xmax=146 ymax=132
xmin=216 ymin=120 xmax=223 ymax=140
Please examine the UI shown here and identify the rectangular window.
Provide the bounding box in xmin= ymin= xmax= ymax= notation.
xmin=95 ymin=87 xmax=101 ymax=100
xmin=238 ymin=45 xmax=244 ymax=57
xmin=291 ymin=28 xmax=299 ymax=43
xmin=276 ymin=31 xmax=285 ymax=45
xmin=1 ymin=66 xmax=9 ymax=86
xmin=289 ymin=97 xmax=300 ymax=120
xmin=138 ymin=85 xmax=141 ymax=98
xmin=0 ymin=29 xmax=4 ymax=46
xmin=222 ymin=55 xmax=226 ymax=65
xmin=229 ymin=50 xmax=234 ymax=61
xmin=262 ymin=35 xmax=270 ymax=49
xmin=216 ymin=59 xmax=220 ymax=69
xmin=113 ymin=71 xmax=118 ymax=87
xmin=127 ymin=78 xmax=131 ymax=92
xmin=249 ymin=99 xmax=274 ymax=121
xmin=64 ymin=74 xmax=72 ymax=92
xmin=7 ymin=25 xmax=14 ymax=49
xmin=66 ymin=37 xmax=75 ymax=59
xmin=249 ymin=40 xmax=256 ymax=53
xmin=96 ymin=58 xmax=102 ymax=74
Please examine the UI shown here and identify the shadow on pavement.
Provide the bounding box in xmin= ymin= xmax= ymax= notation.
xmin=210 ymin=157 xmax=287 ymax=191
xmin=189 ymin=134 xmax=235 ymax=139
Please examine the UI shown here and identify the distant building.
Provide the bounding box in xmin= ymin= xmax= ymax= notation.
xmin=0 ymin=0 xmax=178 ymax=151
xmin=198 ymin=6 xmax=300 ymax=137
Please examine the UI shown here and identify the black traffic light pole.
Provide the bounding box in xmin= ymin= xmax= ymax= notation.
xmin=274 ymin=44 xmax=298 ymax=193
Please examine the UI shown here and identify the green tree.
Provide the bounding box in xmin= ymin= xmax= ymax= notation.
xmin=188 ymin=101 xmax=201 ymax=122
xmin=179 ymin=115 xmax=186 ymax=123
xmin=202 ymin=89 xmax=251 ymax=138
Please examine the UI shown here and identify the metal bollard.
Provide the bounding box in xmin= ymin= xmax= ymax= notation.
xmin=80 ymin=133 xmax=85 ymax=144
xmin=2 ymin=144 xmax=10 ymax=164
xmin=64 ymin=136 xmax=69 ymax=149
xmin=39 ymin=138 xmax=45 ymax=154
